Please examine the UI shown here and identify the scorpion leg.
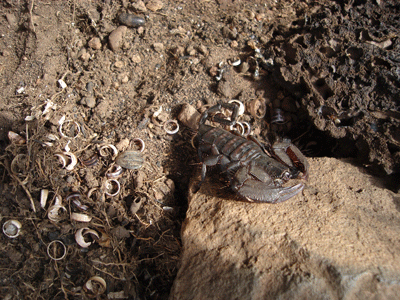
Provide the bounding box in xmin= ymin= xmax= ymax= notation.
xmin=199 ymin=102 xmax=240 ymax=127
xmin=231 ymin=164 xmax=304 ymax=203
xmin=272 ymin=141 xmax=309 ymax=180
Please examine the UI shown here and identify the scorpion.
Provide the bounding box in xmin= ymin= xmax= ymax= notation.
xmin=197 ymin=102 xmax=309 ymax=203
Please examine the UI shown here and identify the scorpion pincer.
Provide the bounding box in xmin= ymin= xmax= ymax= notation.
xmin=197 ymin=102 xmax=309 ymax=203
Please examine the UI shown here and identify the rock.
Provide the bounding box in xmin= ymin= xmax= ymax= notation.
xmin=88 ymin=37 xmax=102 ymax=50
xmin=114 ymin=60 xmax=124 ymax=68
xmin=178 ymin=103 xmax=201 ymax=130
xmin=230 ymin=40 xmax=238 ymax=48
xmin=217 ymin=79 xmax=233 ymax=98
xmin=153 ymin=42 xmax=164 ymax=53
xmin=131 ymin=54 xmax=142 ymax=63
xmin=197 ymin=44 xmax=208 ymax=56
xmin=146 ymin=0 xmax=163 ymax=12
xmin=116 ymin=138 xmax=130 ymax=151
xmin=6 ymin=13 xmax=18 ymax=27
xmin=109 ymin=26 xmax=127 ymax=51
xmin=80 ymin=96 xmax=96 ymax=108
xmin=170 ymin=157 xmax=400 ymax=299
xmin=131 ymin=0 xmax=147 ymax=12
xmin=78 ymin=48 xmax=90 ymax=61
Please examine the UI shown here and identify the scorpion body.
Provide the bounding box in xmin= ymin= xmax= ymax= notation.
xmin=197 ymin=102 xmax=308 ymax=203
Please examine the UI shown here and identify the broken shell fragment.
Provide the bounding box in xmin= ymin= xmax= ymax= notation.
xmin=164 ymin=120 xmax=179 ymax=135
xmin=59 ymin=120 xmax=80 ymax=139
xmin=104 ymin=179 xmax=121 ymax=197
xmin=47 ymin=240 xmax=67 ymax=260
xmin=131 ymin=138 xmax=145 ymax=152
xmin=48 ymin=204 xmax=67 ymax=222
xmin=54 ymin=152 xmax=78 ymax=171
xmin=130 ymin=197 xmax=143 ymax=215
xmin=99 ymin=144 xmax=119 ymax=160
xmin=228 ymin=57 xmax=241 ymax=66
xmin=229 ymin=100 xmax=245 ymax=116
xmin=80 ymin=154 xmax=99 ymax=167
xmin=8 ymin=131 xmax=25 ymax=145
xmin=248 ymin=98 xmax=266 ymax=119
xmin=75 ymin=228 xmax=100 ymax=248
xmin=71 ymin=212 xmax=92 ymax=222
xmin=40 ymin=189 xmax=49 ymax=209
xmin=115 ymin=150 xmax=144 ymax=170
xmin=106 ymin=164 xmax=124 ymax=179
xmin=3 ymin=220 xmax=22 ymax=238
xmin=84 ymin=276 xmax=107 ymax=296
xmin=242 ymin=121 xmax=251 ymax=136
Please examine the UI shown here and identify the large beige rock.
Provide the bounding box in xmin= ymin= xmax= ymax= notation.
xmin=170 ymin=158 xmax=400 ymax=300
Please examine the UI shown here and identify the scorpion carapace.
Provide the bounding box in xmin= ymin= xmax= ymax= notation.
xmin=197 ymin=102 xmax=309 ymax=203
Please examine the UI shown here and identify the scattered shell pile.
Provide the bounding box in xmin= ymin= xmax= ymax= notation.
xmin=3 ymin=112 xmax=179 ymax=297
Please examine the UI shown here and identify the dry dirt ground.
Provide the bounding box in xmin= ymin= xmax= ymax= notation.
xmin=0 ymin=0 xmax=399 ymax=299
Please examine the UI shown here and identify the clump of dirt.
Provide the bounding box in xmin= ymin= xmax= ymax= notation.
xmin=267 ymin=0 xmax=400 ymax=174
xmin=0 ymin=0 xmax=399 ymax=299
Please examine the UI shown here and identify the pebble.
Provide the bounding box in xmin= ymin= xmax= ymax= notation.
xmin=230 ymin=40 xmax=239 ymax=48
xmin=146 ymin=0 xmax=163 ymax=12
xmin=114 ymin=60 xmax=124 ymax=68
xmin=197 ymin=44 xmax=208 ymax=56
xmin=217 ymin=80 xmax=234 ymax=98
xmin=153 ymin=42 xmax=164 ymax=52
xmin=186 ymin=45 xmax=196 ymax=56
xmin=79 ymin=48 xmax=90 ymax=61
xmin=80 ymin=96 xmax=96 ymax=108
xmin=239 ymin=61 xmax=249 ymax=73
xmin=178 ymin=103 xmax=201 ymax=130
xmin=131 ymin=0 xmax=147 ymax=12
xmin=131 ymin=54 xmax=142 ymax=63
xmin=118 ymin=13 xmax=145 ymax=27
xmin=116 ymin=138 xmax=130 ymax=151
xmin=88 ymin=37 xmax=102 ymax=50
xmin=109 ymin=26 xmax=127 ymax=51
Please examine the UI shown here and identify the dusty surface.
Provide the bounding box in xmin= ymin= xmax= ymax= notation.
xmin=171 ymin=157 xmax=400 ymax=300
xmin=0 ymin=0 xmax=399 ymax=299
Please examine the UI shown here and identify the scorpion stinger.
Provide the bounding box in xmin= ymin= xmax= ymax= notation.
xmin=196 ymin=101 xmax=308 ymax=203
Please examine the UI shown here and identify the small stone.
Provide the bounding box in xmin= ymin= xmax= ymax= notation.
xmin=131 ymin=54 xmax=142 ymax=63
xmin=197 ymin=44 xmax=208 ymax=56
xmin=146 ymin=0 xmax=163 ymax=12
xmin=80 ymin=96 xmax=96 ymax=108
xmin=239 ymin=61 xmax=249 ymax=73
xmin=153 ymin=42 xmax=164 ymax=52
xmin=209 ymin=66 xmax=218 ymax=77
xmin=6 ymin=13 xmax=18 ymax=27
xmin=116 ymin=138 xmax=130 ymax=151
xmin=88 ymin=37 xmax=102 ymax=50
xmin=121 ymin=75 xmax=129 ymax=83
xmin=186 ymin=45 xmax=196 ymax=56
xmin=178 ymin=103 xmax=201 ymax=130
xmin=80 ymin=51 xmax=91 ymax=61
xmin=217 ymin=80 xmax=234 ymax=98
xmin=137 ymin=26 xmax=145 ymax=34
xmin=230 ymin=40 xmax=239 ymax=48
xmin=109 ymin=26 xmax=127 ymax=51
xmin=114 ymin=60 xmax=124 ymax=68
xmin=134 ymin=170 xmax=146 ymax=189
xmin=172 ymin=46 xmax=185 ymax=57
xmin=132 ymin=0 xmax=147 ymax=12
